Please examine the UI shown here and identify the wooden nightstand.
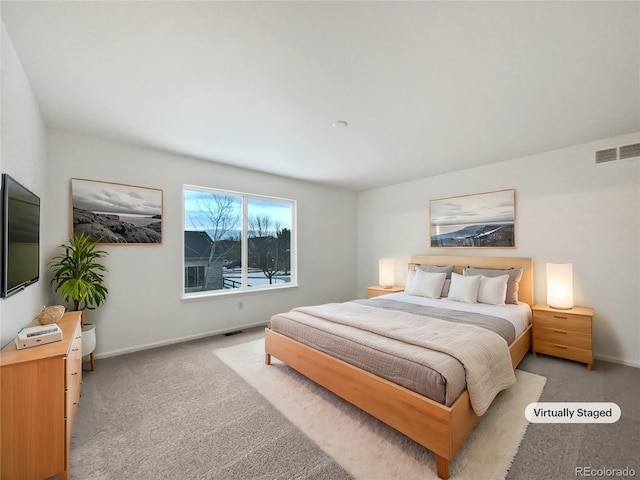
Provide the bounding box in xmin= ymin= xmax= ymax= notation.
xmin=532 ymin=304 xmax=594 ymax=370
xmin=366 ymin=285 xmax=404 ymax=299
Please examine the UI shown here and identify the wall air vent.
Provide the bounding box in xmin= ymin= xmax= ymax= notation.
xmin=619 ymin=143 xmax=640 ymax=161
xmin=595 ymin=148 xmax=618 ymax=164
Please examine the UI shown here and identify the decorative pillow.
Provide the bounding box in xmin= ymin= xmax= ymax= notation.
xmin=464 ymin=267 xmax=523 ymax=304
xmin=417 ymin=264 xmax=454 ymax=279
xmin=406 ymin=270 xmax=447 ymax=299
xmin=441 ymin=279 xmax=451 ymax=298
xmin=35 ymin=305 xmax=66 ymax=325
xmin=477 ymin=274 xmax=509 ymax=305
xmin=447 ymin=273 xmax=481 ymax=303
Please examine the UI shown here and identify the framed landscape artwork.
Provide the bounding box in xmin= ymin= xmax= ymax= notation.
xmin=429 ymin=189 xmax=515 ymax=248
xmin=71 ymin=178 xmax=163 ymax=244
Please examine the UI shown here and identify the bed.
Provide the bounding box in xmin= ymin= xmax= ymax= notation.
xmin=265 ymin=255 xmax=533 ymax=480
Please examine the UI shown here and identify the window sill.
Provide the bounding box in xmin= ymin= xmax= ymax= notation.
xmin=181 ymin=283 xmax=299 ymax=302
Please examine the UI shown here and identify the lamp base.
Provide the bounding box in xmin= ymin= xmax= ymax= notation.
xmin=548 ymin=304 xmax=573 ymax=310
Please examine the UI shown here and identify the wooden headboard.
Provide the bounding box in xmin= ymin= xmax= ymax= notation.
xmin=409 ymin=255 xmax=533 ymax=307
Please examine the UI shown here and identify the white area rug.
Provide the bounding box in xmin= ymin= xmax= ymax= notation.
xmin=216 ymin=339 xmax=546 ymax=480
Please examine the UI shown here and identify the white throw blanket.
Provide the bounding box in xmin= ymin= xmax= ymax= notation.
xmin=293 ymin=302 xmax=516 ymax=416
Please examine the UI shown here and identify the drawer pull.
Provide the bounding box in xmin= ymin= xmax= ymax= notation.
xmin=553 ymin=315 xmax=568 ymax=320
xmin=553 ymin=345 xmax=568 ymax=350
xmin=552 ymin=330 xmax=568 ymax=334
xmin=72 ymin=348 xmax=79 ymax=352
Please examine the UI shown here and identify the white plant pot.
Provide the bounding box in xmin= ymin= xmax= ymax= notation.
xmin=82 ymin=323 xmax=96 ymax=357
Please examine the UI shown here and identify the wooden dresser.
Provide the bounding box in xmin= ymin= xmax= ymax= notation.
xmin=1 ymin=311 xmax=82 ymax=480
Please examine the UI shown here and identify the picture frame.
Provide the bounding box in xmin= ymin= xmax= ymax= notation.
xmin=71 ymin=178 xmax=163 ymax=244
xmin=429 ymin=189 xmax=515 ymax=248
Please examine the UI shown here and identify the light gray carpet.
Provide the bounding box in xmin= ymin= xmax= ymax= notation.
xmin=508 ymin=353 xmax=640 ymax=480
xmin=216 ymin=339 xmax=546 ymax=480
xmin=70 ymin=327 xmax=639 ymax=480
xmin=70 ymin=329 xmax=351 ymax=480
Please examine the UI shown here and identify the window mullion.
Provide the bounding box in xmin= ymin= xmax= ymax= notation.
xmin=241 ymin=195 xmax=248 ymax=289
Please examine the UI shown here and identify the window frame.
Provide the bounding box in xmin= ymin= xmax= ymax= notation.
xmin=182 ymin=185 xmax=297 ymax=300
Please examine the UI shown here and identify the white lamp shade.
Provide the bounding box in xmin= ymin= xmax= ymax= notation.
xmin=378 ymin=258 xmax=395 ymax=287
xmin=546 ymin=263 xmax=574 ymax=309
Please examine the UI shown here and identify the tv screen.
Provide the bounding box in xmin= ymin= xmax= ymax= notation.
xmin=1 ymin=174 xmax=40 ymax=298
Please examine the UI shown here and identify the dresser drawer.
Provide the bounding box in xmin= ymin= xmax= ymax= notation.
xmin=533 ymin=326 xmax=592 ymax=349
xmin=65 ymin=325 xmax=82 ymax=385
xmin=533 ymin=309 xmax=591 ymax=334
xmin=65 ymin=322 xmax=82 ymax=423
xmin=66 ymin=362 xmax=81 ymax=417
xmin=534 ymin=340 xmax=593 ymax=364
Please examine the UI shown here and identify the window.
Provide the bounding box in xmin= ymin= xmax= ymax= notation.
xmin=183 ymin=186 xmax=296 ymax=296
xmin=184 ymin=265 xmax=205 ymax=290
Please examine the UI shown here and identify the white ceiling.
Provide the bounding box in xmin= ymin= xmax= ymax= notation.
xmin=2 ymin=1 xmax=639 ymax=191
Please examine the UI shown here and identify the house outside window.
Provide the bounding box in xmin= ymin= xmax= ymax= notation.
xmin=184 ymin=264 xmax=206 ymax=291
xmin=183 ymin=186 xmax=296 ymax=297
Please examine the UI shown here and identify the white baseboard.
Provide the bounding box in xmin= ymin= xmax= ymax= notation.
xmin=93 ymin=321 xmax=268 ymax=360
xmin=594 ymin=353 xmax=640 ymax=369
xmin=91 ymin=326 xmax=640 ymax=369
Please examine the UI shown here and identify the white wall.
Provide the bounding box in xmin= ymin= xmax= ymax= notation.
xmin=3 ymin=16 xmax=637 ymax=366
xmin=357 ymin=133 xmax=640 ymax=367
xmin=44 ymin=129 xmax=358 ymax=357
xmin=0 ymin=23 xmax=50 ymax=348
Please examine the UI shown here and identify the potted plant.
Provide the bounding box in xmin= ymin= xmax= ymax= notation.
xmin=49 ymin=233 xmax=108 ymax=370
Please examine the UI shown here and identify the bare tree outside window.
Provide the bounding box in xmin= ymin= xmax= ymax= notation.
xmin=248 ymin=215 xmax=291 ymax=285
xmin=191 ymin=193 xmax=241 ymax=257
xmin=183 ymin=187 xmax=295 ymax=295
xmin=184 ymin=190 xmax=242 ymax=292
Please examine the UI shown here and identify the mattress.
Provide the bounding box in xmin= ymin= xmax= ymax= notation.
xmin=269 ymin=293 xmax=531 ymax=407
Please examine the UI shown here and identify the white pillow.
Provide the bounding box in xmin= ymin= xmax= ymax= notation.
xmin=448 ymin=272 xmax=481 ymax=303
xmin=404 ymin=269 xmax=417 ymax=293
xmin=477 ymin=274 xmax=509 ymax=305
xmin=406 ymin=270 xmax=447 ymax=299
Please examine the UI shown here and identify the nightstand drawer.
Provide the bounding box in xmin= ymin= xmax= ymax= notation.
xmin=534 ymin=340 xmax=593 ymax=364
xmin=533 ymin=310 xmax=591 ymax=334
xmin=368 ymin=289 xmax=393 ymax=298
xmin=533 ymin=326 xmax=592 ymax=349
xmin=366 ymin=286 xmax=404 ymax=299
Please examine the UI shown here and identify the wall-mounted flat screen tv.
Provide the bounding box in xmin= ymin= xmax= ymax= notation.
xmin=1 ymin=173 xmax=40 ymax=298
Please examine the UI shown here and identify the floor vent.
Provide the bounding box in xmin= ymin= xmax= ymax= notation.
xmin=619 ymin=143 xmax=640 ymax=160
xmin=224 ymin=330 xmax=244 ymax=336
xmin=595 ymin=148 xmax=618 ymax=164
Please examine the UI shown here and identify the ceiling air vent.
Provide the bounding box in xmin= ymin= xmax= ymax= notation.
xmin=619 ymin=143 xmax=640 ymax=161
xmin=595 ymin=148 xmax=617 ymax=164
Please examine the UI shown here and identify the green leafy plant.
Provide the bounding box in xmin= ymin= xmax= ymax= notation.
xmin=49 ymin=234 xmax=109 ymax=311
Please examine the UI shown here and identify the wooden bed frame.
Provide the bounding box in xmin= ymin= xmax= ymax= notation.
xmin=265 ymin=255 xmax=533 ymax=480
